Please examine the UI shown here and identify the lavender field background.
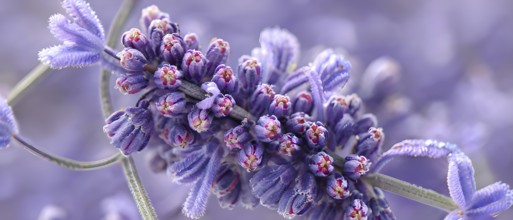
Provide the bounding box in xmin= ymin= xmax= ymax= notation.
xmin=1 ymin=0 xmax=513 ymax=219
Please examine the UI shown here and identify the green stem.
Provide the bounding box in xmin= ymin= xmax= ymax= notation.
xmin=121 ymin=157 xmax=158 ymax=220
xmin=12 ymin=134 xmax=122 ymax=171
xmin=362 ymin=173 xmax=458 ymax=212
xmin=99 ymin=0 xmax=158 ymax=219
xmin=6 ymin=63 xmax=50 ymax=105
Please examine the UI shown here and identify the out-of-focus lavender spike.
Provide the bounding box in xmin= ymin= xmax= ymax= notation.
xmin=160 ymin=33 xmax=186 ymax=66
xmin=114 ymin=74 xmax=148 ymax=95
xmin=206 ymin=38 xmax=230 ymax=77
xmin=212 ymin=65 xmax=238 ymax=94
xmin=360 ymin=57 xmax=400 ymax=101
xmin=182 ymin=143 xmax=223 ymax=219
xmin=182 ymin=50 xmax=208 ymax=84
xmin=139 ymin=5 xmax=170 ymax=33
xmin=122 ymin=28 xmax=154 ymax=61
xmin=1 ymin=96 xmax=18 ymax=149
xmin=305 ymin=67 xmax=325 ymax=122
xmin=371 ymin=139 xmax=458 ymax=173
xmin=184 ymin=33 xmax=200 ymax=51
xmin=354 ymin=114 xmax=378 ymax=134
xmin=258 ymin=27 xmax=300 ymax=84
xmin=153 ymin=64 xmax=182 ymax=90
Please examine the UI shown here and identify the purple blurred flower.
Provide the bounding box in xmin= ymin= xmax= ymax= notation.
xmin=0 ymin=97 xmax=18 ymax=149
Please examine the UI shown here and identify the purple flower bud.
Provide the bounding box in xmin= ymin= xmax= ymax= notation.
xmin=355 ymin=127 xmax=384 ymax=159
xmin=326 ymin=95 xmax=349 ymax=127
xmin=269 ymin=94 xmax=292 ymax=118
xmin=121 ymin=28 xmax=154 ymax=61
xmin=182 ymin=50 xmax=208 ymax=84
xmin=238 ymin=140 xmax=264 ymax=172
xmin=148 ymin=19 xmax=179 ymax=54
xmin=114 ymin=74 xmax=148 ymax=95
xmin=369 ymin=188 xmax=395 ymax=220
xmin=103 ymin=103 xmax=154 ymax=155
xmin=212 ymin=163 xmax=241 ymax=197
xmin=346 ymin=199 xmax=370 ymax=220
xmin=206 ymin=38 xmax=230 ymax=76
xmin=237 ymin=58 xmax=262 ymax=95
xmin=212 ymin=94 xmax=235 ymax=117
xmin=292 ymin=91 xmax=313 ymax=114
xmin=354 ymin=114 xmax=378 ymax=134
xmin=286 ymin=112 xmax=312 ymax=135
xmin=118 ymin=48 xmax=148 ymax=72
xmin=312 ymin=49 xmax=352 ymax=91
xmin=334 ymin=114 xmax=354 ymax=146
xmin=326 ymin=172 xmax=351 ymax=200
xmin=153 ymin=64 xmax=182 ymax=89
xmin=162 ymin=124 xmax=196 ymax=148
xmin=139 ymin=5 xmax=170 ymax=33
xmin=0 ymin=97 xmax=18 ymax=149
xmin=308 ymin=151 xmax=334 ymax=177
xmin=250 ymin=83 xmax=275 ymax=116
xmin=277 ymin=133 xmax=301 ymax=157
xmin=278 ymin=173 xmax=317 ymax=218
xmin=250 ymin=164 xmax=297 ymax=208
xmin=212 ymin=65 xmax=238 ymax=94
xmin=346 ymin=94 xmax=362 ymax=117
xmin=343 ymin=154 xmax=371 ymax=180
xmin=255 ymin=115 xmax=282 ymax=143
xmin=155 ymin=92 xmax=187 ymax=117
xmin=187 ymin=106 xmax=214 ymax=133
xmin=217 ymin=184 xmax=241 ymax=210
xmin=184 ymin=33 xmax=200 ymax=51
xmin=224 ymin=125 xmax=251 ymax=150
xmin=160 ymin=33 xmax=186 ymax=66
xmin=305 ymin=121 xmax=328 ymax=152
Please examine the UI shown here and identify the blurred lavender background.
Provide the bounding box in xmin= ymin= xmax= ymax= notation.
xmin=1 ymin=0 xmax=513 ymax=219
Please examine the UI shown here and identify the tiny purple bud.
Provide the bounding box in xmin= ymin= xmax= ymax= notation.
xmin=139 ymin=5 xmax=170 ymax=33
xmin=148 ymin=19 xmax=179 ymax=54
xmin=334 ymin=114 xmax=354 ymax=146
xmin=354 ymin=114 xmax=378 ymax=134
xmin=250 ymin=83 xmax=275 ymax=116
xmin=187 ymin=106 xmax=214 ymax=133
xmin=326 ymin=95 xmax=349 ymax=127
xmin=254 ymin=115 xmax=282 ymax=143
xmin=182 ymin=50 xmax=208 ymax=84
xmin=305 ymin=121 xmax=328 ymax=152
xmin=277 ymin=133 xmax=301 ymax=157
xmin=114 ymin=74 xmax=148 ymax=95
xmin=238 ymin=140 xmax=264 ymax=172
xmin=121 ymin=28 xmax=154 ymax=60
xmin=155 ymin=92 xmax=187 ymax=117
xmin=278 ymin=173 xmax=317 ymax=218
xmin=346 ymin=94 xmax=362 ymax=117
xmin=286 ymin=112 xmax=312 ymax=135
xmin=224 ymin=125 xmax=251 ymax=150
xmin=160 ymin=33 xmax=186 ymax=66
xmin=118 ymin=48 xmax=148 ymax=72
xmin=346 ymin=199 xmax=370 ymax=220
xmin=343 ymin=154 xmax=371 ymax=180
xmin=162 ymin=124 xmax=196 ymax=148
xmin=326 ymin=172 xmax=351 ymax=200
xmin=184 ymin=33 xmax=200 ymax=51
xmin=153 ymin=64 xmax=182 ymax=89
xmin=212 ymin=94 xmax=235 ymax=117
xmin=212 ymin=65 xmax=238 ymax=94
xmin=103 ymin=103 xmax=154 ymax=155
xmin=206 ymin=38 xmax=230 ymax=76
xmin=292 ymin=91 xmax=313 ymax=114
xmin=237 ymin=58 xmax=262 ymax=94
xmin=308 ymin=151 xmax=334 ymax=177
xmin=355 ymin=127 xmax=384 ymax=159
xmin=212 ymin=163 xmax=241 ymax=197
xmin=268 ymin=94 xmax=292 ymax=118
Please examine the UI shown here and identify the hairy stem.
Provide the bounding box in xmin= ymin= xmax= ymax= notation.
xmin=12 ymin=134 xmax=122 ymax=171
xmin=122 ymin=157 xmax=158 ymax=220
xmin=7 ymin=63 xmax=50 ymax=105
xmin=362 ymin=173 xmax=458 ymax=212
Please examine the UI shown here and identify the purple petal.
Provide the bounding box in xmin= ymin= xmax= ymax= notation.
xmin=305 ymin=67 xmax=325 ymax=122
xmin=447 ymin=152 xmax=476 ymax=209
xmin=467 ymin=182 xmax=513 ymax=216
xmin=372 ymin=139 xmax=458 ymax=172
xmin=1 ymin=97 xmax=18 ymax=149
xmin=38 ymin=45 xmax=100 ymax=69
xmin=182 ymin=146 xmax=223 ymax=219
xmin=48 ymin=14 xmax=103 ymax=50
xmin=61 ymin=0 xmax=104 ymax=40
xmin=196 ymin=82 xmax=221 ymax=109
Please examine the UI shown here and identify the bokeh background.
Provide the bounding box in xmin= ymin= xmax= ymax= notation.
xmin=1 ymin=0 xmax=513 ymax=219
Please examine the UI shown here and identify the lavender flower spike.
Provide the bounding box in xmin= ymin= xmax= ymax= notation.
xmin=38 ymin=0 xmax=105 ymax=69
xmin=1 ymin=97 xmax=18 ymax=149
xmin=445 ymin=152 xmax=513 ymax=220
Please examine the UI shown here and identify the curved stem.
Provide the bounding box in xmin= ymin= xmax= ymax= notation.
xmin=122 ymin=157 xmax=158 ymax=220
xmin=7 ymin=63 xmax=50 ymax=105
xmin=362 ymin=173 xmax=458 ymax=212
xmin=12 ymin=134 xmax=122 ymax=171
